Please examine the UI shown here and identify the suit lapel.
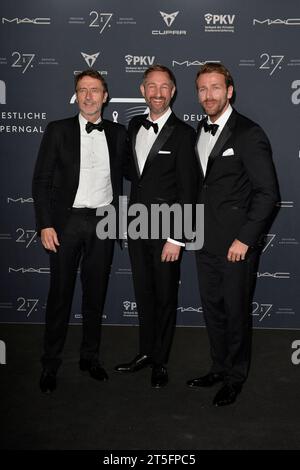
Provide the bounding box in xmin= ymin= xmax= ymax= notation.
xmin=131 ymin=119 xmax=142 ymax=179
xmin=141 ymin=113 xmax=176 ymax=178
xmin=195 ymin=120 xmax=205 ymax=180
xmin=70 ymin=116 xmax=81 ymax=187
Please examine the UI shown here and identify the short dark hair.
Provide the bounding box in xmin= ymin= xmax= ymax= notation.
xmin=74 ymin=69 xmax=108 ymax=93
xmin=143 ymin=64 xmax=176 ymax=86
xmin=196 ymin=63 xmax=234 ymax=89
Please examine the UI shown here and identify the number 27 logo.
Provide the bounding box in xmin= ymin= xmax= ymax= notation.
xmin=260 ymin=53 xmax=284 ymax=76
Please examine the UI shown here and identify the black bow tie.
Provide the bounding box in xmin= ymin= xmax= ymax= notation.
xmin=142 ymin=119 xmax=159 ymax=134
xmin=86 ymin=121 xmax=104 ymax=134
xmin=202 ymin=118 xmax=219 ymax=136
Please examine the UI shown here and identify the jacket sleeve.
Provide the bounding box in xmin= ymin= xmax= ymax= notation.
xmin=237 ymin=125 xmax=280 ymax=246
xmin=32 ymin=122 xmax=58 ymax=233
xmin=174 ymin=125 xmax=199 ymax=242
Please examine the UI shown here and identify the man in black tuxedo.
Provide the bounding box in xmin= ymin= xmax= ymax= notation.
xmin=115 ymin=65 xmax=198 ymax=387
xmin=32 ymin=70 xmax=127 ymax=393
xmin=187 ymin=63 xmax=279 ymax=406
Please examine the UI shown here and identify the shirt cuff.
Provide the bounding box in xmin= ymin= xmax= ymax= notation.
xmin=167 ymin=237 xmax=185 ymax=247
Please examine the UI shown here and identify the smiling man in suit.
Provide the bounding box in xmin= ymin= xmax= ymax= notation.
xmin=187 ymin=63 xmax=279 ymax=406
xmin=115 ymin=65 xmax=198 ymax=387
xmin=32 ymin=70 xmax=127 ymax=393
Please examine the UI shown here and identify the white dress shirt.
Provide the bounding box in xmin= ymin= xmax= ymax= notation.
xmin=135 ymin=107 xmax=172 ymax=174
xmin=197 ymin=104 xmax=233 ymax=176
xmin=73 ymin=113 xmax=113 ymax=208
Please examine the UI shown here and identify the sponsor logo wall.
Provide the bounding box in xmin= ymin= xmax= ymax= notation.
xmin=0 ymin=0 xmax=299 ymax=328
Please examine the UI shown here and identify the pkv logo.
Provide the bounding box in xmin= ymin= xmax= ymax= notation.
xmin=204 ymin=14 xmax=213 ymax=24
xmin=123 ymin=301 xmax=138 ymax=318
xmin=204 ymin=13 xmax=235 ymax=25
xmin=125 ymin=55 xmax=155 ymax=66
xmin=123 ymin=301 xmax=136 ymax=311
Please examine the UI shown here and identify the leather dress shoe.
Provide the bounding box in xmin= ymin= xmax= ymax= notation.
xmin=79 ymin=359 xmax=108 ymax=381
xmin=151 ymin=365 xmax=168 ymax=388
xmin=114 ymin=354 xmax=151 ymax=373
xmin=40 ymin=369 xmax=57 ymax=393
xmin=186 ymin=372 xmax=224 ymax=388
xmin=213 ymin=382 xmax=242 ymax=407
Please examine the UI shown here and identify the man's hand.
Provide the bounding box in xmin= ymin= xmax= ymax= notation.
xmin=227 ymin=239 xmax=249 ymax=263
xmin=41 ymin=228 xmax=60 ymax=253
xmin=161 ymin=241 xmax=181 ymax=262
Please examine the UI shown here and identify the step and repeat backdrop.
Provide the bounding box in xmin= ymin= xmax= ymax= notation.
xmin=0 ymin=0 xmax=299 ymax=328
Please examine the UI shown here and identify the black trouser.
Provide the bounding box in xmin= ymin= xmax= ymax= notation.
xmin=42 ymin=210 xmax=114 ymax=371
xmin=196 ymin=249 xmax=259 ymax=384
xmin=128 ymin=238 xmax=180 ymax=365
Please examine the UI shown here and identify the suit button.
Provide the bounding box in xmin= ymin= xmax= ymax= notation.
xmin=203 ymin=184 xmax=208 ymax=189
xmin=138 ymin=184 xmax=142 ymax=189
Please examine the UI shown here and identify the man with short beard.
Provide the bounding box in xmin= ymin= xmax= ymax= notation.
xmin=187 ymin=63 xmax=279 ymax=406
xmin=115 ymin=65 xmax=198 ymax=387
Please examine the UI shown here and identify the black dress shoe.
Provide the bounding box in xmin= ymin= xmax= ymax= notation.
xmin=213 ymin=383 xmax=242 ymax=407
xmin=151 ymin=365 xmax=168 ymax=388
xmin=186 ymin=373 xmax=224 ymax=388
xmin=114 ymin=354 xmax=151 ymax=373
xmin=79 ymin=359 xmax=108 ymax=381
xmin=40 ymin=369 xmax=57 ymax=394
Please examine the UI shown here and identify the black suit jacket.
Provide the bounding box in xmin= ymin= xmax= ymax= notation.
xmin=127 ymin=112 xmax=199 ymax=241
xmin=32 ymin=115 xmax=127 ymax=236
xmin=196 ymin=109 xmax=279 ymax=255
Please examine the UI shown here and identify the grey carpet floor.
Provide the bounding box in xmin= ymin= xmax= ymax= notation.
xmin=0 ymin=325 xmax=299 ymax=450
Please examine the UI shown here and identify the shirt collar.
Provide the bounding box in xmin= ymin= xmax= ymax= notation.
xmin=207 ymin=104 xmax=232 ymax=130
xmin=147 ymin=107 xmax=172 ymax=130
xmin=79 ymin=113 xmax=102 ymax=133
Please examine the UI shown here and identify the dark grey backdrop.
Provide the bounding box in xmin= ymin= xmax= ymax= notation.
xmin=0 ymin=0 xmax=299 ymax=328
